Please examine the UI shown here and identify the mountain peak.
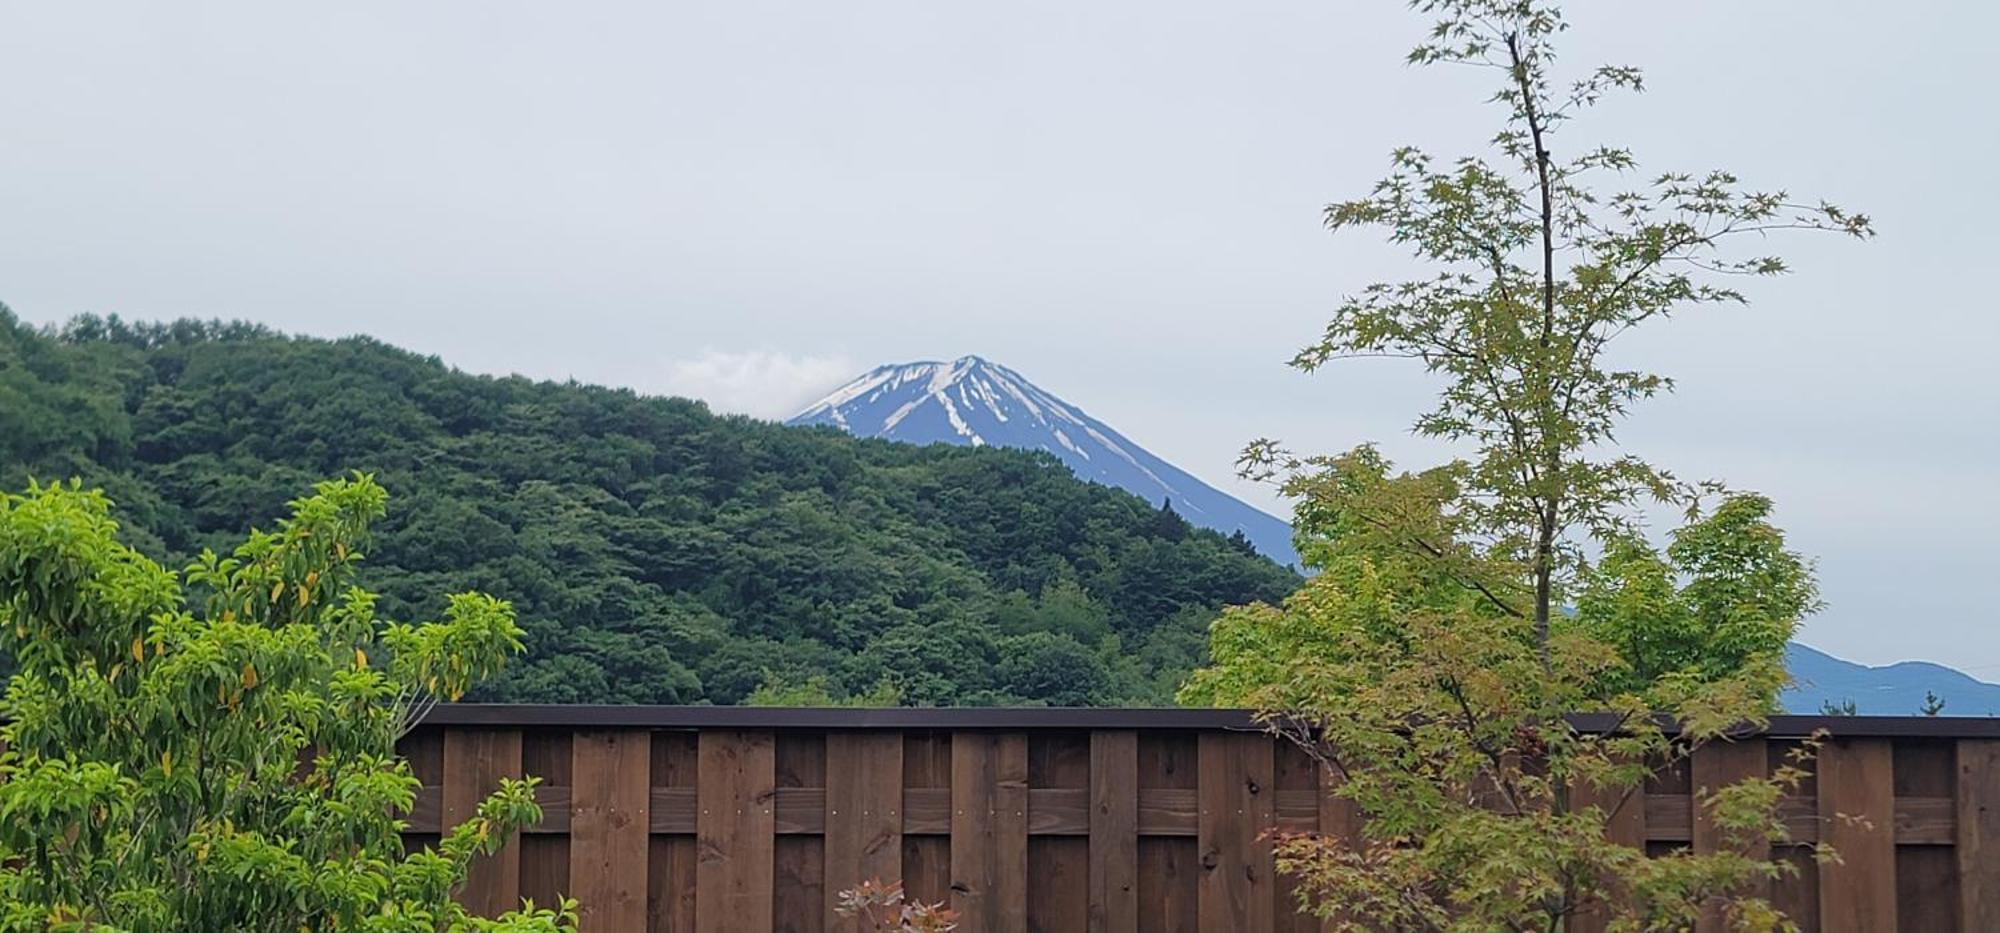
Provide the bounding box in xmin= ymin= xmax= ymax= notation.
xmin=791 ymin=357 xmax=1300 ymax=567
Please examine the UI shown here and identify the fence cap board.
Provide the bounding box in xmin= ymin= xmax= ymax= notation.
xmin=416 ymin=704 xmax=2000 ymax=738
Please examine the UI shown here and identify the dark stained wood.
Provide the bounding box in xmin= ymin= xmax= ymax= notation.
xmin=1029 ymin=837 xmax=1089 ymax=933
xmin=1314 ymin=758 xmax=1366 ymax=933
xmin=1197 ymin=732 xmax=1275 ymax=933
xmin=902 ymin=836 xmax=951 ymax=913
xmin=1137 ymin=788 xmax=1199 ymax=836
xmin=950 ymin=731 xmax=1028 ymax=933
xmin=520 ymin=835 xmax=570 ymax=914
xmin=775 ymin=730 xmax=826 ymax=933
xmin=775 ymin=835 xmax=824 ymax=933
xmin=901 ymin=731 xmax=952 ymax=909
xmin=1270 ymin=741 xmax=1318 ymax=933
xmin=1770 ymin=846 xmax=1819 ymax=931
xmin=1028 ymin=733 xmax=1091 ymax=933
xmin=395 ymin=732 xmax=438 ymax=858
xmin=1959 ymin=740 xmax=2000 ymax=932
xmin=1028 ymin=788 xmax=1090 ymax=834
xmin=1137 ymin=839 xmax=1200 ymax=933
xmin=568 ymin=732 xmax=652 ymax=928
xmin=394 ymin=717 xmax=2000 ymax=932
xmin=401 ymin=727 xmax=445 ymax=784
xmin=421 ymin=705 xmax=2000 ymax=740
xmin=1693 ymin=738 xmax=1769 ymax=932
xmin=649 ymin=836 xmax=698 ymax=933
xmin=650 ymin=731 xmax=700 ymax=933
xmin=1089 ymin=731 xmax=1139 ymax=933
xmin=695 ymin=730 xmax=776 ymax=933
xmin=1567 ymin=756 xmax=1645 ymax=933
xmin=1896 ymin=845 xmax=1957 ymax=932
xmin=1818 ymin=738 xmax=1897 ymax=933
xmin=902 ymin=787 xmax=951 ymax=835
xmin=824 ymin=732 xmax=903 ymax=933
xmin=571 ymin=729 xmax=652 ymax=932
xmin=444 ymin=728 xmax=523 ymax=917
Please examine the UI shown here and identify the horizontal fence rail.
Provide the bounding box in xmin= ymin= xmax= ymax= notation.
xmin=397 ymin=707 xmax=2000 ymax=932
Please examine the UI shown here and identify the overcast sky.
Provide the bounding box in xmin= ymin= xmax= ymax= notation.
xmin=3 ymin=2 xmax=1993 ymax=671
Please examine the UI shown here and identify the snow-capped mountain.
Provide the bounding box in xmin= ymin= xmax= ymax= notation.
xmin=790 ymin=356 xmax=1300 ymax=568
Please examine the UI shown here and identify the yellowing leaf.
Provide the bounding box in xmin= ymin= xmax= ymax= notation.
xmin=271 ymin=581 xmax=284 ymax=603
xmin=132 ymin=637 xmax=145 ymax=663
xmin=354 ymin=647 xmax=368 ymax=669
xmin=241 ymin=663 xmax=258 ymax=689
xmin=162 ymin=750 xmax=173 ymax=777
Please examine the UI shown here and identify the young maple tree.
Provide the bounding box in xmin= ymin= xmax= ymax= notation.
xmin=0 ymin=475 xmax=575 ymax=931
xmin=1187 ymin=0 xmax=1868 ymax=929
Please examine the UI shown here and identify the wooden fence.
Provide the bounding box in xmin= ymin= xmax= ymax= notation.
xmin=399 ymin=707 xmax=2000 ymax=932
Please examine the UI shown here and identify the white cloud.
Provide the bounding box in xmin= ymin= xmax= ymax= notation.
xmin=649 ymin=349 xmax=857 ymax=420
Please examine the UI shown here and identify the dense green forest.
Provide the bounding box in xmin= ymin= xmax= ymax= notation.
xmin=0 ymin=306 xmax=1297 ymax=704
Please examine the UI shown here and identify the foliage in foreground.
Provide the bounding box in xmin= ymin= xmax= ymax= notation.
xmin=1190 ymin=0 xmax=1867 ymax=928
xmin=834 ymin=880 xmax=958 ymax=933
xmin=0 ymin=476 xmax=573 ymax=931
xmin=0 ymin=308 xmax=1297 ymax=706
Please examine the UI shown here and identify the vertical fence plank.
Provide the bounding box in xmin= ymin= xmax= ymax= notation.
xmin=1959 ymin=740 xmax=2000 ymax=932
xmin=825 ymin=732 xmax=903 ymax=932
xmin=1028 ymin=733 xmax=1090 ymax=933
xmin=444 ymin=728 xmax=523 ymax=916
xmin=901 ymin=731 xmax=952 ymax=909
xmin=1270 ymin=741 xmax=1318 ymax=933
xmin=399 ymin=728 xmax=445 ymax=854
xmin=950 ymin=731 xmax=1028 ymax=933
xmin=1817 ymin=738 xmax=1896 ymax=933
xmin=1893 ymin=741 xmax=1958 ymax=931
xmin=650 ymin=732 xmax=700 ymax=933
xmin=1693 ymin=739 xmax=1769 ymax=932
xmin=1313 ymin=758 xmax=1367 ymax=933
xmin=695 ymin=730 xmax=776 ymax=933
xmin=521 ymin=730 xmax=574 ymax=912
xmin=1567 ymin=754 xmax=1644 ymax=933
xmin=776 ymin=734 xmax=825 ymax=933
xmin=1089 ymin=731 xmax=1139 ymax=933
xmin=1139 ymin=733 xmax=1199 ymax=933
xmin=571 ymin=729 xmax=652 ymax=932
xmin=1198 ymin=732 xmax=1275 ymax=933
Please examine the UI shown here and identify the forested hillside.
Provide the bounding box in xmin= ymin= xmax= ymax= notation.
xmin=0 ymin=308 xmax=1297 ymax=704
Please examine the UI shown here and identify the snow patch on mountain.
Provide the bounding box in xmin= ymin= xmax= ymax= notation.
xmin=791 ymin=356 xmax=1299 ymax=567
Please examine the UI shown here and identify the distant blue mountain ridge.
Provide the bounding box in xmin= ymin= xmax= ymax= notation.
xmin=790 ymin=356 xmax=1997 ymax=716
xmin=1783 ymin=643 xmax=2000 ymax=716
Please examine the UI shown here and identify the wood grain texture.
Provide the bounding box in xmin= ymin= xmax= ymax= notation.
xmin=1313 ymin=758 xmax=1366 ymax=933
xmin=825 ymin=732 xmax=903 ymax=932
xmin=1567 ymin=757 xmax=1645 ymax=933
xmin=950 ymin=731 xmax=1028 ymax=933
xmin=571 ymin=729 xmax=652 ymax=932
xmin=519 ymin=835 xmax=570 ymax=915
xmin=444 ymin=728 xmax=523 ymax=917
xmin=901 ymin=731 xmax=952 ymax=909
xmin=649 ymin=836 xmax=698 ymax=933
xmin=1137 ymin=839 xmax=1200 ymax=933
xmin=1818 ymin=738 xmax=1897 ymax=933
xmin=695 ymin=730 xmax=776 ymax=933
xmin=1270 ymin=742 xmax=1318 ymax=933
xmin=1089 ymin=731 xmax=1138 ymax=933
xmin=1896 ymin=845 xmax=1957 ymax=932
xmin=1693 ymin=739 xmax=1769 ymax=932
xmin=1197 ymin=732 xmax=1274 ymax=933
xmin=1029 ymin=734 xmax=1091 ymax=933
xmin=1959 ymin=740 xmax=2000 ymax=933
xmin=775 ymin=835 xmax=824 ymax=933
